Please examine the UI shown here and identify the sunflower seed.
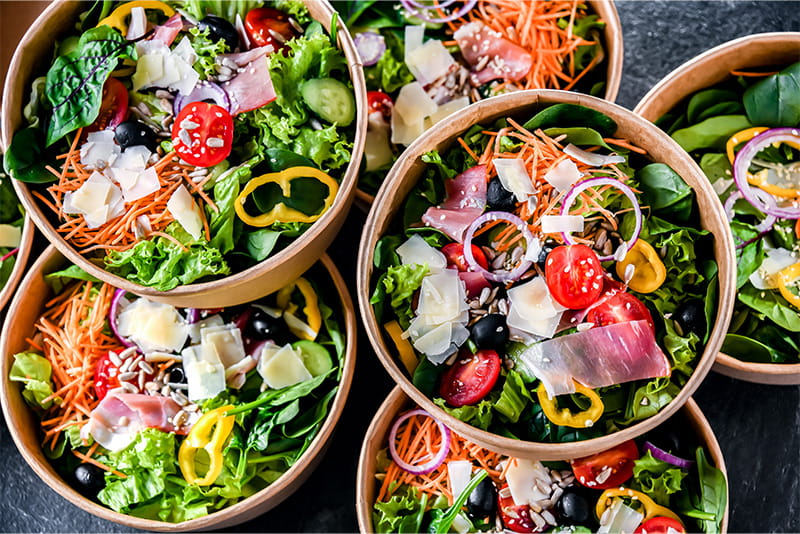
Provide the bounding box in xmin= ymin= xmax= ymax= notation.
xmin=479 ymin=287 xmax=491 ymax=306
xmin=288 ymin=17 xmax=303 ymax=33
xmin=469 ymin=299 xmax=482 ymax=309
xmin=171 ymin=390 xmax=189 ymax=406
xmin=530 ymin=511 xmax=547 ymax=530
xmin=551 ymin=487 xmax=564 ymax=502
xmin=145 ymin=381 xmax=159 ymax=393
xmin=161 ymin=385 xmax=172 ymax=396
xmin=269 ymin=29 xmax=286 ymax=44
xmin=492 ymin=251 xmax=507 ymax=269
xmin=155 ymin=89 xmax=173 ymax=100
xmin=138 ymin=371 xmax=146 ymax=390
xmin=136 ymin=101 xmax=152 ymax=117
xmin=121 ymin=381 xmax=138 ymax=393
xmin=602 ymin=239 xmax=613 ymax=256
xmin=159 ymin=98 xmax=173 ymax=113
xmin=497 ymin=299 xmax=509 ymax=315
xmin=118 ymin=371 xmax=137 ymax=381
xmin=108 ymin=351 xmax=122 ymax=368
xmin=541 ymin=510 xmax=557 ymax=526
xmin=184 ymin=403 xmax=199 ymax=412
xmin=595 ymin=230 xmax=608 ymax=249
xmin=172 ymin=410 xmax=188 ymax=427
xmin=529 ymin=503 xmax=543 ymax=513
xmin=481 ymin=245 xmax=496 ymax=260
xmin=511 ymin=246 xmax=524 ymax=264
xmin=139 ymin=361 xmax=154 ymax=374
xmin=536 ymin=479 xmax=552 ymax=494
xmin=169 ymin=382 xmax=189 ymax=390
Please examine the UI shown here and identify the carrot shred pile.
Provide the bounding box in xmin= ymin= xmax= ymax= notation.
xmin=456 ymin=0 xmax=603 ymax=91
xmin=377 ymin=412 xmax=504 ymax=505
xmin=38 ymin=128 xmax=215 ymax=255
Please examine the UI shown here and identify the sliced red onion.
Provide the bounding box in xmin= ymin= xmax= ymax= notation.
xmin=389 ymin=409 xmax=451 ymax=475
xmin=463 ymin=211 xmax=533 ymax=283
xmin=643 ymin=441 xmax=694 ymax=469
xmin=173 ymin=81 xmax=232 ymax=115
xmin=109 ymin=288 xmax=135 ymax=348
xmin=399 ymin=0 xmax=477 ymax=23
xmin=560 ymin=177 xmax=642 ymax=261
xmin=733 ymin=127 xmax=800 ymax=219
xmin=186 ymin=308 xmax=200 ymax=324
xmin=354 ymin=32 xmax=386 ymax=67
xmin=0 ymin=247 xmax=19 ymax=262
xmin=724 ymin=189 xmax=777 ymax=234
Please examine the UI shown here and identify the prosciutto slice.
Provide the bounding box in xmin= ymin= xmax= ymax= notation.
xmin=516 ymin=320 xmax=671 ymax=398
xmin=82 ymin=391 xmax=190 ymax=452
xmin=151 ymin=14 xmax=183 ymax=46
xmin=421 ymin=165 xmax=487 ymax=242
xmin=222 ymin=54 xmax=277 ymax=114
xmin=454 ymin=22 xmax=533 ymax=84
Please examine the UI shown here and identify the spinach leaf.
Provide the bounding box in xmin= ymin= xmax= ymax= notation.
xmin=636 ymin=163 xmax=692 ymax=214
xmin=45 ymin=26 xmax=137 ymax=145
xmin=721 ymin=333 xmax=777 ymax=363
xmin=543 ymin=127 xmax=612 ymax=149
xmin=374 ymin=234 xmax=403 ymax=269
xmin=412 ymin=357 xmax=440 ymax=397
xmin=245 ymin=229 xmax=281 ymax=261
xmin=698 ymin=153 xmax=733 ymax=194
xmin=686 ymin=89 xmax=740 ymax=123
xmin=282 ymin=388 xmax=337 ymax=438
xmin=692 ymin=447 xmax=727 ymax=534
xmin=671 ymin=115 xmax=752 ymax=152
xmin=79 ymin=0 xmax=113 ymax=31
xmin=743 ymin=62 xmax=800 ymax=127
xmin=730 ymin=221 xmax=764 ymax=288
xmin=3 ymin=126 xmax=55 ymax=183
xmin=695 ymin=101 xmax=744 ymax=123
xmin=738 ymin=284 xmax=800 ymax=332
xmin=45 ymin=264 xmax=101 ymax=294
xmin=0 ymin=177 xmax=20 ymax=224
xmin=523 ymin=103 xmax=617 ymax=137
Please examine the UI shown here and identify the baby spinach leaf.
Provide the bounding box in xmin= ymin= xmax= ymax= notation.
xmin=523 ymin=103 xmax=617 ymax=137
xmin=730 ymin=221 xmax=764 ymax=288
xmin=738 ymin=284 xmax=800 ymax=332
xmin=636 ymin=163 xmax=692 ymax=212
xmin=245 ymin=229 xmax=281 ymax=261
xmin=543 ymin=127 xmax=612 ymax=149
xmin=695 ymin=101 xmax=744 ymax=123
xmin=45 ymin=26 xmax=137 ymax=145
xmin=720 ymin=333 xmax=775 ymax=363
xmin=3 ymin=126 xmax=55 ymax=183
xmin=695 ymin=447 xmax=727 ymax=534
xmin=686 ymin=89 xmax=740 ymax=123
xmin=671 ymin=115 xmax=752 ymax=152
xmin=698 ymin=153 xmax=732 ymax=190
xmin=743 ymin=62 xmax=800 ymax=127
xmin=412 ymin=357 xmax=440 ymax=397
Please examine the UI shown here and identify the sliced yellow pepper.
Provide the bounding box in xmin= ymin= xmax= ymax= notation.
xmin=726 ymin=127 xmax=800 ymax=198
xmin=234 ymin=167 xmax=339 ymax=227
xmin=277 ymin=277 xmax=322 ymax=341
xmin=178 ymin=405 xmax=235 ymax=486
xmin=726 ymin=127 xmax=769 ymax=165
xmin=97 ymin=1 xmax=175 ymax=33
xmin=384 ymin=320 xmax=418 ymax=374
xmin=777 ymin=262 xmax=800 ymax=309
xmin=595 ymin=488 xmax=683 ymax=525
xmin=616 ymin=239 xmax=667 ymax=293
xmin=537 ymin=381 xmax=604 ymax=428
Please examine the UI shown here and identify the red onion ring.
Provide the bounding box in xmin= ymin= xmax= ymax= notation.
xmin=0 ymin=247 xmax=19 ymax=262
xmin=354 ymin=32 xmax=386 ymax=67
xmin=399 ymin=0 xmax=477 ymax=23
xmin=173 ymin=81 xmax=232 ymax=115
xmin=723 ymin=190 xmax=777 ymax=234
xmin=560 ymin=177 xmax=642 ymax=261
xmin=733 ymin=127 xmax=800 ymax=219
xmin=389 ymin=409 xmax=451 ymax=475
xmin=463 ymin=211 xmax=533 ymax=283
xmin=186 ymin=308 xmax=200 ymax=324
xmin=109 ymin=288 xmax=135 ymax=348
xmin=643 ymin=441 xmax=694 ymax=469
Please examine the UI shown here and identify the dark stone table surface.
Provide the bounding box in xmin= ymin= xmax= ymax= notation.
xmin=1 ymin=1 xmax=799 ymax=532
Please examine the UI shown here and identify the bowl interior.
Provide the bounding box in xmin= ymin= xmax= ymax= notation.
xmin=1 ymin=0 xmax=366 ymax=308
xmin=0 ymin=246 xmax=357 ymax=531
xmin=358 ymin=89 xmax=736 ymax=460
xmin=0 ymin=216 xmax=34 ymax=311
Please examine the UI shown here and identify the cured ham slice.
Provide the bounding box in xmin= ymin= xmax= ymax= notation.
xmin=152 ymin=14 xmax=183 ymax=46
xmin=222 ymin=54 xmax=277 ymax=114
xmin=453 ymin=22 xmax=533 ymax=84
xmin=421 ymin=165 xmax=487 ymax=242
xmin=516 ymin=320 xmax=671 ymax=398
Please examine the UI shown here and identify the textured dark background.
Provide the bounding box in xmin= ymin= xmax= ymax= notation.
xmin=2 ymin=1 xmax=800 ymax=532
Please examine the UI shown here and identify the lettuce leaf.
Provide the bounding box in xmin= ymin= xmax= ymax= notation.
xmin=370 ymin=263 xmax=428 ymax=328
xmin=373 ymin=486 xmax=427 ymax=534
xmin=631 ymin=450 xmax=688 ymax=506
xmin=493 ymin=370 xmax=532 ymax=424
xmin=434 ymin=397 xmax=494 ymax=430
xmin=181 ymin=0 xmax=263 ymax=22
xmin=9 ymin=352 xmax=57 ymax=410
xmin=364 ymin=31 xmax=414 ymax=93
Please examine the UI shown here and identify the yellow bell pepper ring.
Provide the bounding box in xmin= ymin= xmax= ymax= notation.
xmin=234 ymin=167 xmax=339 ymax=227
xmin=595 ymin=488 xmax=684 ymax=525
xmin=616 ymin=239 xmax=667 ymax=294
xmin=777 ymin=262 xmax=800 ymax=309
xmin=277 ymin=277 xmax=322 ymax=341
xmin=97 ymin=1 xmax=175 ymax=33
xmin=178 ymin=405 xmax=235 ymax=486
xmin=727 ymin=127 xmax=800 ymax=198
xmin=384 ymin=320 xmax=418 ymax=374
xmin=537 ymin=381 xmax=604 ymax=428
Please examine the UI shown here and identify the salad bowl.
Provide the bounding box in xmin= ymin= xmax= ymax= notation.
xmin=0 ymin=245 xmax=356 ymax=531
xmin=0 ymin=214 xmax=34 ymax=312
xmin=635 ymin=32 xmax=800 ymax=385
xmin=357 ymin=387 xmax=729 ymax=534
xmin=1 ymin=0 xmax=367 ymax=308
xmin=357 ymin=89 xmax=736 ymax=460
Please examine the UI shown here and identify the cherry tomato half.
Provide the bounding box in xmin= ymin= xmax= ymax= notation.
xmin=85 ymin=77 xmax=129 ymax=134
xmin=245 ymin=7 xmax=297 ymax=50
xmin=442 ymin=243 xmax=489 ymax=271
xmin=94 ymin=352 xmax=121 ymax=400
xmin=438 ymin=349 xmax=501 ymax=407
xmin=634 ymin=516 xmax=687 ymax=534
xmin=497 ymin=483 xmax=541 ymax=533
xmin=586 ymin=291 xmax=655 ymax=332
xmin=172 ymin=102 xmax=234 ymax=167
xmin=545 ymin=244 xmax=604 ymax=309
xmin=571 ymin=439 xmax=639 ymax=489
xmin=367 ymin=90 xmax=393 ymax=121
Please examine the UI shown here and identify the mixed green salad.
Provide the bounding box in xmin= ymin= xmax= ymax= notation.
xmin=3 ymin=0 xmax=356 ymax=291
xmin=656 ymin=60 xmax=800 ymax=364
xmin=333 ymin=0 xmax=608 ymax=195
xmin=0 ymin=169 xmax=24 ymax=293
xmin=372 ymin=406 xmax=727 ymax=533
xmin=371 ymin=102 xmax=718 ymax=443
xmin=10 ymin=261 xmax=345 ymax=522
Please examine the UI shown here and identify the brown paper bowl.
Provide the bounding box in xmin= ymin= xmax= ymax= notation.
xmin=357 ymin=89 xmax=736 ymax=460
xmin=1 ymin=0 xmax=367 ymax=309
xmin=353 ymin=0 xmax=624 ymax=207
xmin=635 ymin=32 xmax=800 ymax=385
xmin=0 ymin=246 xmax=357 ymax=531
xmin=0 ymin=215 xmax=34 ymax=312
xmin=356 ymin=387 xmax=729 ymax=533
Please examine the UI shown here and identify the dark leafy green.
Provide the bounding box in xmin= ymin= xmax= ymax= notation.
xmin=743 ymin=62 xmax=800 ymax=127
xmin=523 ymin=103 xmax=617 ymax=136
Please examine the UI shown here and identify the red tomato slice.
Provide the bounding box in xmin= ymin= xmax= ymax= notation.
xmin=94 ymin=352 xmax=121 ymax=400
xmin=571 ymin=439 xmax=639 ymax=489
xmin=438 ymin=349 xmax=501 ymax=407
xmin=586 ymin=291 xmax=655 ymax=332
xmin=172 ymin=102 xmax=234 ymax=167
xmin=497 ymin=483 xmax=542 ymax=533
xmin=544 ymin=244 xmax=605 ymax=309
xmin=85 ymin=77 xmax=129 ymax=134
xmin=634 ymin=516 xmax=686 ymax=534
xmin=442 ymin=242 xmax=489 ymax=271
xmin=367 ymin=90 xmax=393 ymax=121
xmin=245 ymin=7 xmax=297 ymax=50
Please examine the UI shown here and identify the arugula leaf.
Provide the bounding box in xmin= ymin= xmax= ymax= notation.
xmin=743 ymin=62 xmax=800 ymax=127
xmin=730 ymin=221 xmax=764 ymax=288
xmin=9 ymin=352 xmax=57 ymax=410
xmin=676 ymin=448 xmax=727 ymax=534
xmin=428 ymin=470 xmax=488 ymax=533
xmin=44 ymin=26 xmax=136 ymax=145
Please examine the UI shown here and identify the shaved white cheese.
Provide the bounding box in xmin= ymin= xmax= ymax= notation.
xmin=201 ymin=325 xmax=246 ymax=368
xmin=451 ymin=513 xmax=472 ymax=534
xmin=493 ymin=158 xmax=534 ymax=201
xmin=365 ymin=112 xmax=394 ymax=171
xmin=541 ymin=215 xmax=584 ymax=234
xmin=284 ymin=310 xmax=318 ymax=340
xmin=258 ymin=344 xmax=312 ymax=389
xmin=750 ymin=248 xmax=797 ymax=289
xmin=173 ymin=36 xmax=197 ymax=65
xmin=447 ymin=461 xmax=473 ymax=504
xmin=597 ymin=499 xmax=644 ymax=534
xmin=543 ymin=158 xmax=583 ymax=191
xmin=117 ymin=298 xmax=189 ymax=353
xmin=523 ymin=236 xmax=543 ymax=262
xmin=406 ymin=39 xmax=456 ymax=85
xmin=0 ymin=224 xmax=22 ymax=248
xmin=412 ymin=321 xmax=453 ymax=357
xmin=225 ymin=355 xmax=257 ymax=389
xmin=712 ymin=177 xmax=734 ymax=196
xmin=397 ymin=234 xmax=447 ymax=271
xmin=80 ymin=140 xmax=120 ymax=170
xmin=391 ymin=109 xmax=425 ymax=146
xmin=126 ymin=6 xmax=147 ymax=40
xmin=114 ymin=145 xmax=151 ymax=170
xmin=188 ymin=314 xmax=225 ymax=343
xmin=564 ymin=143 xmax=626 ymax=167
xmin=416 ymin=270 xmax=468 ymax=324
xmin=133 ymin=42 xmax=199 ymax=96
xmin=425 ymin=96 xmax=470 ymax=128
xmin=108 ymin=166 xmax=160 ymax=203
xmin=132 ymin=53 xmax=165 ymax=91
xmin=172 ymin=54 xmax=201 ymax=95
xmin=394 ymin=82 xmax=438 ymax=124
xmin=505 ymin=459 xmax=553 ymax=507
xmin=506 ymin=277 xmax=566 ymax=338
xmin=62 ymin=171 xmax=124 ymax=228
xmin=404 ymin=25 xmax=425 ymax=63
xmin=235 ymin=13 xmax=250 ymax=50
xmin=182 ymin=344 xmax=226 ymax=401
xmin=167 ymin=184 xmax=203 ymax=240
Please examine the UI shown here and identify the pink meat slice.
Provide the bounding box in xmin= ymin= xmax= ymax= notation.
xmin=454 ymin=21 xmax=533 ymax=84
xmin=421 ymin=165 xmax=487 ymax=242
xmin=152 ymin=14 xmax=183 ymax=47
xmin=222 ymin=54 xmax=277 ymax=114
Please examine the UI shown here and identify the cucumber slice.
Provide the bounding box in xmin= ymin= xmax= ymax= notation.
xmin=301 ymin=78 xmax=355 ymax=127
xmin=292 ymin=340 xmax=333 ymax=377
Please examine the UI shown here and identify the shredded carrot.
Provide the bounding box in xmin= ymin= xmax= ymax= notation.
xmin=72 ymin=450 xmax=127 ymax=478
